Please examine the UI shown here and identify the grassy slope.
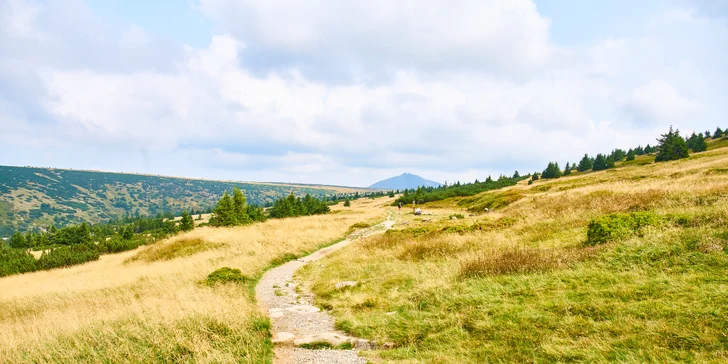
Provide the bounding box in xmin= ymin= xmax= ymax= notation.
xmin=0 ymin=165 xmax=359 ymax=237
xmin=0 ymin=198 xmax=392 ymax=363
xmin=298 ymin=144 xmax=728 ymax=363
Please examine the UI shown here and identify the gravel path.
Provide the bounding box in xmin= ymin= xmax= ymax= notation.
xmin=256 ymin=214 xmax=394 ymax=364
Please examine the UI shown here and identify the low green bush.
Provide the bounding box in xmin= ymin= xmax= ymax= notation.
xmin=36 ymin=244 xmax=100 ymax=270
xmin=0 ymin=246 xmax=37 ymax=277
xmin=204 ymin=267 xmax=249 ymax=287
xmin=586 ymin=212 xmax=659 ymax=246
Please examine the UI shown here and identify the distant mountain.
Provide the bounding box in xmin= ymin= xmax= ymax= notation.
xmin=0 ymin=165 xmax=355 ymax=237
xmin=369 ymin=173 xmax=442 ymax=190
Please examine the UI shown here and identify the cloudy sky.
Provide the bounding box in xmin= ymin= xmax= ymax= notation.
xmin=0 ymin=0 xmax=726 ymax=187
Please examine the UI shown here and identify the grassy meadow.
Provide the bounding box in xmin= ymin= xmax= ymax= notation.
xmin=0 ymin=197 xmax=391 ymax=363
xmin=298 ymin=145 xmax=728 ymax=363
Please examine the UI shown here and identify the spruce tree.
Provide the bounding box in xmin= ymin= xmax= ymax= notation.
xmin=343 ymin=199 xmax=351 ymax=207
xmin=593 ymin=154 xmax=608 ymax=171
xmin=626 ymin=149 xmax=636 ymax=161
xmin=686 ymin=132 xmax=707 ymax=152
xmin=606 ymin=155 xmax=615 ymax=169
xmin=655 ymin=126 xmax=690 ymax=162
xmin=210 ymin=191 xmax=236 ymax=226
xmin=563 ymin=162 xmax=572 ymax=176
xmin=513 ymin=171 xmax=520 ymax=178
xmin=713 ymin=127 xmax=724 ymax=139
xmin=232 ymin=187 xmax=251 ymax=224
xmin=577 ymin=154 xmax=593 ymax=172
xmin=180 ymin=210 xmax=194 ymax=231
xmin=541 ymin=162 xmax=562 ymax=179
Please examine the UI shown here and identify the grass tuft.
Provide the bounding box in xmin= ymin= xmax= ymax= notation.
xmin=128 ymin=237 xmax=222 ymax=263
xmin=203 ymin=267 xmax=249 ymax=287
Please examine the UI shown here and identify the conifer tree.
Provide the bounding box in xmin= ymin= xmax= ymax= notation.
xmin=714 ymin=127 xmax=724 ymax=139
xmin=655 ymin=126 xmax=690 ymax=162
xmin=180 ymin=210 xmax=194 ymax=231
xmin=577 ymin=154 xmax=593 ymax=172
xmin=513 ymin=171 xmax=520 ymax=178
xmin=541 ymin=162 xmax=562 ymax=179
xmin=232 ymin=187 xmax=251 ymax=224
xmin=343 ymin=199 xmax=351 ymax=207
xmin=626 ymin=149 xmax=636 ymax=161
xmin=686 ymin=132 xmax=707 ymax=152
xmin=593 ymin=154 xmax=608 ymax=171
xmin=210 ymin=191 xmax=236 ymax=226
xmin=563 ymin=162 xmax=572 ymax=175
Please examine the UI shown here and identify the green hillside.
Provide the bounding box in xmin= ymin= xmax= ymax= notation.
xmin=0 ymin=166 xmax=346 ymax=237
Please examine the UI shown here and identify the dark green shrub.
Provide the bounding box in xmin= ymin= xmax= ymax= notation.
xmin=204 ymin=267 xmax=249 ymax=286
xmin=586 ymin=212 xmax=659 ymax=246
xmin=36 ymin=244 xmax=100 ymax=270
xmin=0 ymin=246 xmax=37 ymax=277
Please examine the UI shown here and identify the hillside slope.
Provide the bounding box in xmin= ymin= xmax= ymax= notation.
xmin=0 ymin=197 xmax=393 ymax=363
xmin=369 ymin=172 xmax=441 ymax=189
xmin=0 ymin=166 xmax=357 ymax=236
xmin=300 ymin=143 xmax=728 ymax=362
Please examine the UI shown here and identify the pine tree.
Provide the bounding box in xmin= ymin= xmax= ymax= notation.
xmin=705 ymin=131 xmax=711 ymax=139
xmin=713 ymin=127 xmax=724 ymax=139
xmin=593 ymin=154 xmax=608 ymax=171
xmin=563 ymin=162 xmax=572 ymax=175
xmin=210 ymin=191 xmax=236 ymax=226
xmin=180 ymin=210 xmax=194 ymax=231
xmin=343 ymin=199 xmax=351 ymax=207
xmin=606 ymin=155 xmax=616 ymax=169
xmin=531 ymin=172 xmax=540 ymax=181
xmin=232 ymin=187 xmax=251 ymax=224
xmin=644 ymin=144 xmax=654 ymax=154
xmin=541 ymin=162 xmax=562 ymax=179
xmin=513 ymin=171 xmax=520 ymax=178
xmin=577 ymin=154 xmax=593 ymax=172
xmin=655 ymin=126 xmax=690 ymax=162
xmin=686 ymin=132 xmax=707 ymax=152
xmin=611 ymin=149 xmax=627 ymax=161
xmin=626 ymin=149 xmax=636 ymax=161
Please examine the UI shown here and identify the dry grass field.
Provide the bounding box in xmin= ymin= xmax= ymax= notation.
xmin=0 ymin=197 xmax=392 ymax=363
xmin=298 ymin=144 xmax=728 ymax=363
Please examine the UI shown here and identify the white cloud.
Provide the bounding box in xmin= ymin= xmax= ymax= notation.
xmin=0 ymin=0 xmax=726 ymax=186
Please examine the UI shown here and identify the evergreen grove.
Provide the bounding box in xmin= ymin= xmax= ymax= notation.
xmin=536 ymin=125 xmax=715 ymax=180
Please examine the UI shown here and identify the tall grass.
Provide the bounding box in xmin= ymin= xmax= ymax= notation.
xmin=297 ymin=146 xmax=728 ymax=363
xmin=0 ymin=197 xmax=392 ymax=363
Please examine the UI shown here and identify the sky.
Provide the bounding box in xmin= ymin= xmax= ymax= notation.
xmin=0 ymin=0 xmax=726 ymax=187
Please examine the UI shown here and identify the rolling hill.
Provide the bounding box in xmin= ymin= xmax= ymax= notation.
xmin=0 ymin=166 xmax=365 ymax=237
xmin=369 ymin=172 xmax=441 ymax=190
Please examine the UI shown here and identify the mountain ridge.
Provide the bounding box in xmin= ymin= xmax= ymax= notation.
xmin=369 ymin=172 xmax=441 ymax=190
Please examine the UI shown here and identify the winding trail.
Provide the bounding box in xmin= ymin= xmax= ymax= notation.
xmin=256 ymin=214 xmax=395 ymax=364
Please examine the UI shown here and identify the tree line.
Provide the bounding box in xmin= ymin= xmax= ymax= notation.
xmin=393 ymin=175 xmax=528 ymax=206
xmin=533 ymin=125 xmax=722 ymax=181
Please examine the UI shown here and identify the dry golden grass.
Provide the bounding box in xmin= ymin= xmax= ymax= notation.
xmin=0 ymin=197 xmax=392 ymax=363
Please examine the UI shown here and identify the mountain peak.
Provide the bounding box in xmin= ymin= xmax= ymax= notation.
xmin=369 ymin=173 xmax=441 ymax=190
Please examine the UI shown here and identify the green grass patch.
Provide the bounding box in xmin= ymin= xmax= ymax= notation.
xmin=203 ymin=267 xmax=249 ymax=287
xmin=586 ymin=212 xmax=659 ymax=246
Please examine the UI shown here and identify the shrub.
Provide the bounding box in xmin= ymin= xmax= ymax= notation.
xmin=36 ymin=244 xmax=100 ymax=270
xmin=585 ymin=212 xmax=659 ymax=246
xmin=204 ymin=267 xmax=249 ymax=287
xmin=0 ymin=246 xmax=37 ymax=277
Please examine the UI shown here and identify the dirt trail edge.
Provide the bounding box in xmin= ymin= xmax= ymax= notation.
xmin=256 ymin=213 xmax=395 ymax=364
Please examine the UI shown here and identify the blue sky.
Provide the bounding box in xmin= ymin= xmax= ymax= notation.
xmin=0 ymin=0 xmax=726 ymax=186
